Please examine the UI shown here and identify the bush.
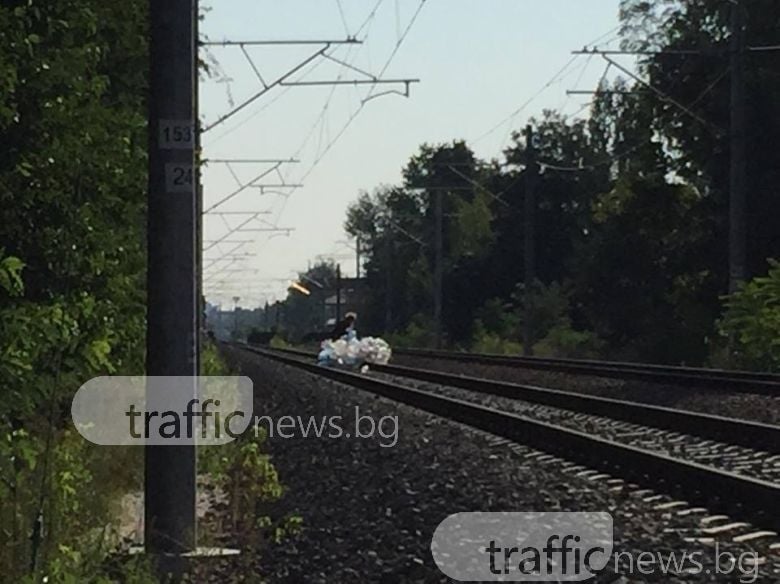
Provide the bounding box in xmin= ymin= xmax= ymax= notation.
xmin=469 ymin=282 xmax=604 ymax=358
xmin=197 ymin=344 xmax=295 ymax=554
xmin=269 ymin=335 xmax=290 ymax=349
xmin=470 ymin=320 xmax=523 ymax=354
xmin=385 ymin=313 xmax=437 ymax=348
xmin=533 ymin=322 xmax=604 ymax=359
xmin=516 ymin=280 xmax=571 ymax=346
xmin=202 ymin=338 xmax=231 ymax=374
xmin=717 ymin=259 xmax=780 ymax=371
xmin=474 ymin=298 xmax=520 ymax=340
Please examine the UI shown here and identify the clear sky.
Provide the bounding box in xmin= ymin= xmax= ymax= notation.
xmin=199 ymin=0 xmax=626 ymax=308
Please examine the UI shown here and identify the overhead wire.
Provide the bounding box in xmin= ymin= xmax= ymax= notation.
xmin=206 ymin=0 xmax=389 ymax=277
xmin=335 ymin=0 xmax=351 ymax=37
xmin=246 ymin=0 xmax=393 ymax=277
xmin=304 ymin=0 xmax=425 ymax=174
xmin=472 ymin=54 xmax=580 ymax=145
xmin=269 ymin=0 xmax=427 ymax=233
xmin=472 ymin=25 xmax=625 ymax=146
xmin=537 ymin=64 xmax=732 ymax=173
xmin=205 ymin=56 xmax=328 ymax=147
xmin=283 ymin=0 xmax=387 ymax=169
xmin=204 ymin=0 xmax=384 ymax=149
xmin=249 ymin=0 xmax=427 ymax=304
xmin=557 ymin=52 xmax=594 ymax=113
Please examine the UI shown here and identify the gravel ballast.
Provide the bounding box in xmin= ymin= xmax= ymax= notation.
xmin=370 ymin=371 xmax=780 ymax=484
xmin=210 ymin=347 xmax=779 ymax=582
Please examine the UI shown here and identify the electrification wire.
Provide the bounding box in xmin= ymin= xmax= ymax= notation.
xmin=586 ymin=25 xmax=621 ymax=48
xmin=472 ymin=25 xmax=625 ymax=145
xmin=205 ymin=56 xmax=328 ymax=147
xmin=537 ymin=65 xmax=731 ymax=173
xmin=565 ymin=61 xmax=613 ymax=119
xmin=244 ymin=0 xmax=392 ymax=276
xmin=335 ymin=0 xmax=351 ymax=37
xmin=270 ymin=0 xmax=427 ymax=234
xmin=252 ymin=0 xmax=427 ymax=305
xmin=207 ymin=0 xmax=388 ymax=277
xmin=304 ymin=0 xmax=425 ymax=175
xmin=556 ymin=53 xmax=594 ymax=116
xmin=284 ymin=0 xmax=386 ymax=167
xmin=473 ymin=54 xmax=580 ymax=144
xmin=205 ymin=0 xmax=386 ymax=149
xmin=364 ymin=0 xmax=427 ymax=102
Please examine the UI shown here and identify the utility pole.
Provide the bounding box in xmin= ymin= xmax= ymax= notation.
xmin=523 ymin=125 xmax=537 ymax=357
xmin=433 ymin=189 xmax=444 ymax=349
xmin=729 ymin=0 xmax=747 ymax=293
xmin=194 ymin=0 xmax=202 ymax=366
xmin=335 ymin=263 xmax=342 ymax=323
xmin=355 ymin=235 xmax=361 ymax=279
xmin=384 ymin=234 xmax=393 ymax=333
xmin=232 ymin=296 xmax=240 ymax=340
xmin=146 ymin=0 xmax=197 ymax=557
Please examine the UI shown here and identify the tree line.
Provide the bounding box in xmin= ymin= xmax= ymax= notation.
xmin=328 ymin=0 xmax=779 ymax=369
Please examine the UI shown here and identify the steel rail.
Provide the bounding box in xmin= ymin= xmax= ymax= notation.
xmin=371 ymin=363 xmax=780 ymax=453
xmin=393 ymin=348 xmax=780 ymax=395
xmin=238 ymin=345 xmax=780 ymax=533
xmin=261 ymin=346 xmax=780 ymax=453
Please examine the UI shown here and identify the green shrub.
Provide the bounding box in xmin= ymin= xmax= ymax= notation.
xmin=533 ymin=322 xmax=604 ymax=359
xmin=469 ymin=282 xmax=604 ymax=357
xmin=717 ymin=259 xmax=780 ymax=371
xmin=197 ymin=346 xmax=294 ymax=550
xmin=470 ymin=320 xmax=523 ymax=354
xmin=385 ymin=313 xmax=437 ymax=348
xmin=269 ymin=335 xmax=289 ymax=349
xmin=474 ymin=298 xmax=520 ymax=340
xmin=516 ymin=280 xmax=572 ymax=346
xmin=201 ymin=339 xmax=231 ymax=375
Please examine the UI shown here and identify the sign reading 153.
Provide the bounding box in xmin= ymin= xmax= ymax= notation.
xmin=159 ymin=120 xmax=194 ymax=149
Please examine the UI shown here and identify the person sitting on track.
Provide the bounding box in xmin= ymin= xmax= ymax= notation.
xmin=330 ymin=312 xmax=357 ymax=341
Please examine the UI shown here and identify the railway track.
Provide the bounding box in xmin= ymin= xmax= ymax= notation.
xmin=270 ymin=346 xmax=780 ymax=452
xmin=393 ymin=347 xmax=780 ymax=395
xmin=240 ymin=345 xmax=780 ymax=535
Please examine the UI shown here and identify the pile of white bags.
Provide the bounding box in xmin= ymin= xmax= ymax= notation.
xmin=317 ymin=335 xmax=392 ymax=368
xmin=358 ymin=337 xmax=393 ymax=365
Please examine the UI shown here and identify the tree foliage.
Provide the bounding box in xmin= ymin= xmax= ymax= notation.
xmin=335 ymin=1 xmax=779 ymax=369
xmin=0 ymin=2 xmax=283 ymax=580
xmin=0 ymin=1 xmax=150 ymax=578
xmin=719 ymin=260 xmax=780 ymax=372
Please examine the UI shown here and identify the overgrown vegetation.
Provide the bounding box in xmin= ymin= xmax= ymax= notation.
xmin=0 ymin=1 xmax=149 ymax=579
xmin=718 ymin=260 xmax=780 ymax=372
xmin=0 ymin=3 xmax=284 ymax=581
xmin=199 ymin=342 xmax=300 ymax=570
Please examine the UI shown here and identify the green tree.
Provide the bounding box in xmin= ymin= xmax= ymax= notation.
xmin=718 ymin=260 xmax=780 ymax=371
xmin=620 ymin=0 xmax=780 ymax=281
xmin=0 ymin=2 xmax=150 ymax=578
